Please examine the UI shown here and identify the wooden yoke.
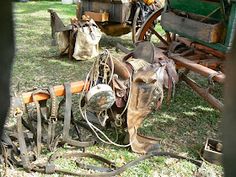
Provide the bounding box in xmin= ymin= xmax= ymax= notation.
xmin=21 ymin=81 xmax=88 ymax=104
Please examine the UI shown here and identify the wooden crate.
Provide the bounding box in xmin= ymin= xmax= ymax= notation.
xmin=202 ymin=138 xmax=222 ymax=165
xmin=85 ymin=11 xmax=109 ymax=22
xmin=81 ymin=0 xmax=130 ymax=23
xmin=161 ymin=11 xmax=224 ymax=43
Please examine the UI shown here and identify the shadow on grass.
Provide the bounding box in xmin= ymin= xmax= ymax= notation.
xmin=138 ymin=81 xmax=222 ymax=157
xmin=100 ymin=34 xmax=134 ymax=49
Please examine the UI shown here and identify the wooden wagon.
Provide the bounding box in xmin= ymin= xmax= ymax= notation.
xmin=77 ymin=0 xmax=164 ymax=42
xmin=42 ymin=0 xmax=235 ymax=109
xmin=134 ymin=0 xmax=236 ymax=111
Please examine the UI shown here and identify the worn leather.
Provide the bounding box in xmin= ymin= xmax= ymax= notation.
xmin=56 ymin=31 xmax=70 ymax=54
xmin=111 ymin=42 xmax=178 ymax=153
xmin=127 ymin=65 xmax=161 ymax=153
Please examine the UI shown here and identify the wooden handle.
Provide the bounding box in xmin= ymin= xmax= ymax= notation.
xmin=22 ymin=81 xmax=88 ymax=104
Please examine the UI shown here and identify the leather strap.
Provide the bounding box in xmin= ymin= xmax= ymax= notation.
xmin=30 ymin=151 xmax=202 ymax=176
xmin=50 ymin=152 xmax=116 ymax=172
xmin=32 ymin=91 xmax=42 ymax=156
xmin=75 ymin=153 xmax=116 ymax=172
xmin=47 ymin=87 xmax=58 ymax=151
xmin=16 ymin=112 xmax=31 ymax=171
xmin=62 ymin=82 xmax=95 ymax=147
xmin=21 ymin=117 xmax=37 ymax=144
xmin=32 ymin=89 xmax=50 ymax=155
xmin=62 ymin=82 xmax=72 ymax=140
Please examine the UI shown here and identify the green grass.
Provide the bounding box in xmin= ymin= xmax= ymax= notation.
xmin=7 ymin=1 xmax=224 ymax=176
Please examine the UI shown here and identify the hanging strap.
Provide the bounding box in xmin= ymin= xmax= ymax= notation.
xmin=47 ymin=87 xmax=58 ymax=151
xmin=32 ymin=89 xmax=51 ymax=155
xmin=62 ymin=82 xmax=95 ymax=147
xmin=16 ymin=109 xmax=31 ymax=171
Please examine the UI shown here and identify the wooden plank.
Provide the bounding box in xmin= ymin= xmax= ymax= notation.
xmin=85 ymin=11 xmax=109 ymax=22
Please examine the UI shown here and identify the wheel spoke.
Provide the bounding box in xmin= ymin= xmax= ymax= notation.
xmin=172 ymin=33 xmax=176 ymax=41
xmin=137 ymin=8 xmax=164 ymax=41
xmin=132 ymin=7 xmax=141 ymax=43
xmin=149 ymin=27 xmax=168 ymax=46
xmin=166 ymin=31 xmax=171 ymax=43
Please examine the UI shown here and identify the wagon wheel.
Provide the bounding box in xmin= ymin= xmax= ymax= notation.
xmin=137 ymin=8 xmax=224 ymax=112
xmin=137 ymin=8 xmax=172 ymax=47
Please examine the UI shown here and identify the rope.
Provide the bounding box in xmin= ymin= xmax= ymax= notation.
xmin=78 ymin=51 xmax=135 ymax=147
xmin=78 ymin=73 xmax=134 ymax=147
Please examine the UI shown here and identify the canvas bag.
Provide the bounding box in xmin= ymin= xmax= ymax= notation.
xmin=56 ymin=30 xmax=70 ymax=54
xmin=73 ymin=19 xmax=102 ymax=60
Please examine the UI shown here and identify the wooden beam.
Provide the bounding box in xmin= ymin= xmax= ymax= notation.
xmin=181 ymin=74 xmax=223 ymax=112
xmin=177 ymin=37 xmax=226 ymax=59
xmin=170 ymin=54 xmax=225 ymax=84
